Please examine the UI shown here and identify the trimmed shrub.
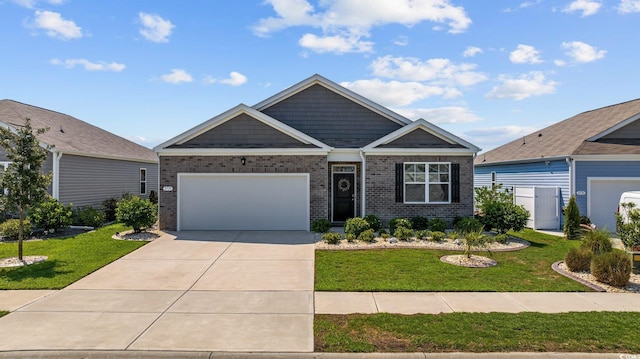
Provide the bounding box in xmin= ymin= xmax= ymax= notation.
xmin=591 ymin=252 xmax=632 ymax=287
xmin=447 ymin=231 xmax=458 ymax=240
xmin=357 ymin=229 xmax=376 ymax=243
xmin=581 ymin=229 xmax=612 ymax=255
xmin=428 ymin=218 xmax=447 ymax=232
xmin=378 ymin=228 xmax=388 ymax=236
xmin=494 ymin=233 xmax=510 ymax=244
xmin=411 ymin=216 xmax=429 ymax=230
xmin=363 ymin=214 xmax=382 ymax=232
xmin=388 ymin=217 xmax=411 ymax=234
xmin=481 ymin=201 xmax=529 ymax=234
xmin=454 ymin=217 xmax=483 ymax=235
xmin=380 ymin=232 xmax=390 ymax=240
xmin=580 ymin=216 xmax=591 ymax=225
xmin=345 ymin=233 xmax=356 ymax=243
xmin=394 ymin=226 xmax=414 ymax=241
xmin=73 ymin=207 xmax=105 ymax=228
xmin=415 ymin=230 xmax=429 ymax=240
xmin=430 ymin=231 xmax=446 ymax=242
xmin=311 ymin=219 xmax=331 ymax=233
xmin=29 ymin=198 xmax=72 ymax=232
xmin=564 ymin=195 xmax=581 ymax=240
xmin=565 ymin=247 xmax=593 ymax=272
xmin=322 ymin=232 xmax=342 ymax=245
xmin=148 ymin=190 xmax=158 ymax=205
xmin=0 ymin=219 xmax=32 ymax=240
xmin=116 ymin=195 xmax=157 ymax=233
xmin=102 ymin=198 xmax=119 ymax=222
xmin=344 ymin=217 xmax=370 ymax=237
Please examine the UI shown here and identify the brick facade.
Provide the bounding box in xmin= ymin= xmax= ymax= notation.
xmin=365 ymin=155 xmax=475 ymax=227
xmin=158 ymin=155 xmax=328 ymax=230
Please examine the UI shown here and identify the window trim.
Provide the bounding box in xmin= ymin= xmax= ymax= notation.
xmin=139 ymin=168 xmax=147 ymax=195
xmin=403 ymin=162 xmax=451 ymax=204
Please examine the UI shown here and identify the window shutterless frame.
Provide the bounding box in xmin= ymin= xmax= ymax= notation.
xmin=139 ymin=168 xmax=147 ymax=195
xmin=403 ymin=162 xmax=451 ymax=204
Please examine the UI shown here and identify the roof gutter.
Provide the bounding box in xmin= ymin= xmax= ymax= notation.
xmin=474 ymin=155 xmax=570 ymax=167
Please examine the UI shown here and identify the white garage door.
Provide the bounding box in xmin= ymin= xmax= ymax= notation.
xmin=178 ymin=173 xmax=309 ymax=231
xmin=588 ymin=178 xmax=640 ymax=232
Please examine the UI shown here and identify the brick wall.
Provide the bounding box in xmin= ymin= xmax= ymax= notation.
xmin=365 ymin=155 xmax=475 ymax=227
xmin=158 ymin=155 xmax=328 ymax=230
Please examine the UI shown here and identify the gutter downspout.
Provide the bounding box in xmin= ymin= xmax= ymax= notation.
xmin=52 ymin=152 xmax=63 ymax=200
xmin=359 ymin=150 xmax=366 ymax=217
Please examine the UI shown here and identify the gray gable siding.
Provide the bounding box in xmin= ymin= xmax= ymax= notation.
xmin=260 ymin=84 xmax=402 ymax=148
xmin=601 ymin=118 xmax=640 ymax=141
xmin=377 ymin=129 xmax=465 ymax=148
xmin=59 ymin=154 xmax=158 ymax=208
xmin=170 ymin=113 xmax=318 ymax=149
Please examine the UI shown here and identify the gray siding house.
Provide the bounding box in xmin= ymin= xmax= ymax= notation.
xmin=155 ymin=74 xmax=480 ymax=231
xmin=0 ymin=99 xmax=158 ymax=208
xmin=475 ymin=98 xmax=640 ymax=231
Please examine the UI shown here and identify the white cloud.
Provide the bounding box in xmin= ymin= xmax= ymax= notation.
xmin=139 ymin=12 xmax=174 ymax=43
xmin=562 ymin=0 xmax=602 ymax=16
xmin=370 ymin=55 xmax=487 ymax=87
xmin=253 ymin=0 xmax=471 ymax=53
xmin=299 ymin=33 xmax=374 ymax=53
xmin=160 ymin=69 xmax=193 ymax=84
xmin=393 ymin=35 xmax=409 ymax=46
xmin=205 ymin=71 xmax=248 ymax=86
xmin=466 ymin=125 xmax=538 ymax=151
xmin=50 ymin=58 xmax=125 ymax=72
xmin=554 ymin=59 xmax=567 ymax=66
xmin=463 ymin=46 xmax=483 ymax=57
xmin=33 ymin=10 xmax=82 ymax=40
xmin=509 ymin=44 xmax=542 ymax=64
xmin=619 ymin=0 xmax=640 ymax=13
xmin=394 ymin=106 xmax=483 ymax=124
xmin=562 ymin=41 xmax=606 ymax=62
xmin=341 ymin=79 xmax=461 ymax=107
xmin=486 ymin=71 xmax=558 ymax=100
xmin=520 ymin=0 xmax=542 ymax=8
xmin=11 ymin=0 xmax=64 ymax=8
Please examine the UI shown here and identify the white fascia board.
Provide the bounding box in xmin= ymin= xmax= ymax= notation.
xmin=364 ymin=148 xmax=477 ymax=156
xmin=57 ymin=150 xmax=159 ymax=164
xmin=327 ymin=149 xmax=362 ymax=162
xmin=252 ymin=74 xmax=412 ymax=126
xmin=157 ymin=148 xmax=331 ymax=157
xmin=571 ymin=154 xmax=640 ymax=161
xmin=0 ymin=121 xmax=51 ymax=151
xmin=474 ymin=155 xmax=569 ymax=167
xmin=363 ymin=118 xmax=480 ymax=153
xmin=587 ymin=112 xmax=640 ymax=141
xmin=153 ymin=104 xmax=330 ymax=152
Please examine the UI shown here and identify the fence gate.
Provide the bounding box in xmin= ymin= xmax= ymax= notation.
xmin=514 ymin=186 xmax=560 ymax=230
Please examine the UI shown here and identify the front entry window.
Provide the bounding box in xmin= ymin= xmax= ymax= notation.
xmin=404 ymin=162 xmax=450 ymax=203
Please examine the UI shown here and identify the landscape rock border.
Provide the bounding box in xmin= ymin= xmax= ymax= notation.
xmin=440 ymin=254 xmax=497 ymax=268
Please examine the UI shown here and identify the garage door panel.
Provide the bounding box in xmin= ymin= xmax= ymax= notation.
xmin=589 ymin=179 xmax=640 ymax=232
xmin=179 ymin=174 xmax=309 ymax=231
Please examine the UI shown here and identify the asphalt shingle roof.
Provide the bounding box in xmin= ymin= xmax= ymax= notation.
xmin=0 ymin=99 xmax=157 ymax=163
xmin=475 ymin=98 xmax=640 ymax=165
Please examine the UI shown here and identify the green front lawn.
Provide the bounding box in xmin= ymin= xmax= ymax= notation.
xmin=316 ymin=312 xmax=640 ymax=353
xmin=0 ymin=223 xmax=146 ymax=289
xmin=315 ymin=229 xmax=588 ymax=292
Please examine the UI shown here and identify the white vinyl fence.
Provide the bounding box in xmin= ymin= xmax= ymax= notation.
xmin=514 ymin=186 xmax=560 ymax=230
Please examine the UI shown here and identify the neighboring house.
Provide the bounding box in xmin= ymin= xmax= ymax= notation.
xmin=0 ymin=99 xmax=158 ymax=208
xmin=474 ymin=98 xmax=640 ymax=231
xmin=154 ymin=74 xmax=480 ymax=231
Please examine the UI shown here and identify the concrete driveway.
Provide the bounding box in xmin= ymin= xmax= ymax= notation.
xmin=0 ymin=231 xmax=316 ymax=352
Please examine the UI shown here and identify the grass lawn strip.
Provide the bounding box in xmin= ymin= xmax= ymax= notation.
xmin=0 ymin=223 xmax=146 ymax=289
xmin=315 ymin=312 xmax=640 ymax=353
xmin=315 ymin=229 xmax=588 ymax=292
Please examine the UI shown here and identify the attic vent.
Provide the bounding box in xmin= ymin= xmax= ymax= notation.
xmin=538 ymin=133 xmax=542 ymax=137
xmin=522 ymin=136 xmax=526 ymax=145
xmin=60 ymin=126 xmax=64 ymax=133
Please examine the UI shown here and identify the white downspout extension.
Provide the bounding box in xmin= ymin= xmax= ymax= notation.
xmin=52 ymin=152 xmax=63 ymax=200
xmin=359 ymin=150 xmax=366 ymax=217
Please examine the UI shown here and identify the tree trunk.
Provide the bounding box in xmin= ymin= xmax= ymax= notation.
xmin=18 ymin=207 xmax=24 ymax=261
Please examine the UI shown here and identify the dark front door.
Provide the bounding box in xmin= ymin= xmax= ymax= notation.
xmin=333 ymin=172 xmax=355 ymax=222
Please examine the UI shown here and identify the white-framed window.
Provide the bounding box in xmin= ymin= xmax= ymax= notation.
xmin=491 ymin=171 xmax=497 ymax=188
xmin=404 ymin=162 xmax=451 ymax=203
xmin=140 ymin=168 xmax=147 ymax=195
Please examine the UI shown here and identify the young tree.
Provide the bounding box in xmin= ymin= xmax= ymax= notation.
xmin=564 ymin=195 xmax=581 ymax=240
xmin=0 ymin=119 xmax=51 ymax=260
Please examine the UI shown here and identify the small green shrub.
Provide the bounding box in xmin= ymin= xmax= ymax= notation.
xmin=581 ymin=229 xmax=612 ymax=255
xmin=322 ymin=232 xmax=342 ymax=245
xmin=564 ymin=195 xmax=582 ymax=240
xmin=102 ymin=198 xmax=119 ymax=222
xmin=591 ymin=252 xmax=632 ymax=287
xmin=430 ymin=231 xmax=446 ymax=242
xmin=565 ymin=247 xmax=593 ymax=272
xmin=381 ymin=232 xmax=390 ymax=240
xmin=447 ymin=231 xmax=458 ymax=240
xmin=378 ymin=228 xmax=388 ymax=236
xmin=29 ymin=198 xmax=73 ymax=231
xmin=148 ymin=190 xmax=158 ymax=204
xmin=73 ymin=207 xmax=106 ymax=228
xmin=616 ymin=202 xmax=640 ymax=251
xmin=415 ymin=229 xmax=429 ymax=240
xmin=394 ymin=226 xmax=414 ymax=241
xmin=344 ymin=217 xmax=370 ymax=237
xmin=411 ymin=216 xmax=429 ymax=230
xmin=580 ymin=216 xmax=591 ymax=225
xmin=116 ymin=195 xmax=157 ymax=233
xmin=0 ymin=219 xmax=32 ymax=240
xmin=345 ymin=233 xmax=356 ymax=243
xmin=363 ymin=214 xmax=382 ymax=232
xmin=454 ymin=217 xmax=483 ymax=235
xmin=494 ymin=233 xmax=510 ymax=244
xmin=428 ymin=218 xmax=447 ymax=232
xmin=357 ymin=228 xmax=376 ymax=243
xmin=311 ymin=219 xmax=332 ymax=233
xmin=388 ymin=217 xmax=411 ymax=233
xmin=481 ymin=201 xmax=530 ymax=234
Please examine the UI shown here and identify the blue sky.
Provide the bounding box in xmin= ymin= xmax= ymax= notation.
xmin=1 ymin=0 xmax=639 ymax=153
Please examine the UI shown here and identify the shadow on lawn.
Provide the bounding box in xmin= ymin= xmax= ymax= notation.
xmin=0 ymin=260 xmax=70 ymax=282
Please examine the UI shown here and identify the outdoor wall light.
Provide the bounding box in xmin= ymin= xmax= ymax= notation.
xmin=241 ymin=157 xmax=246 ymax=166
